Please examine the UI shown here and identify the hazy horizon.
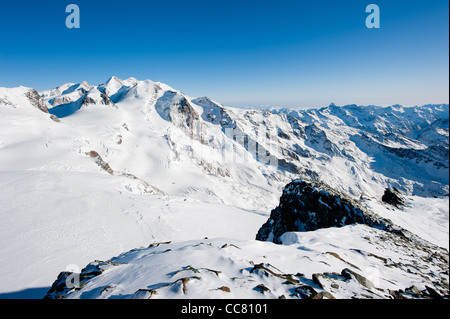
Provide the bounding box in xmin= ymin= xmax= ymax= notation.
xmin=0 ymin=0 xmax=448 ymax=109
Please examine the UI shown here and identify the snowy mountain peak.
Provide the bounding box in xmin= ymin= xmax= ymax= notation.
xmin=105 ymin=75 xmax=121 ymax=84
xmin=101 ymin=76 xmax=124 ymax=96
xmin=125 ymin=77 xmax=138 ymax=84
xmin=0 ymin=76 xmax=448 ymax=299
xmin=35 ymin=76 xmax=450 ymax=199
xmin=0 ymin=86 xmax=48 ymax=114
xmin=56 ymin=82 xmax=76 ymax=94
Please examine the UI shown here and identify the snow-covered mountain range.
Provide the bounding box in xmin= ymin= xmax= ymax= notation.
xmin=0 ymin=76 xmax=448 ymax=299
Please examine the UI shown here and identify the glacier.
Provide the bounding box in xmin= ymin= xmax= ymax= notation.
xmin=0 ymin=76 xmax=448 ymax=299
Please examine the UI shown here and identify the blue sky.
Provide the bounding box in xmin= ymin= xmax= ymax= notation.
xmin=0 ymin=0 xmax=448 ymax=108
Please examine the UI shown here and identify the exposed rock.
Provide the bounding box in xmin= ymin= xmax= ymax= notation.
xmin=312 ymin=273 xmax=328 ymax=289
xmin=382 ymin=187 xmax=406 ymax=208
xmin=87 ymin=150 xmax=114 ymax=175
xmin=120 ymin=172 xmax=166 ymax=195
xmin=155 ymin=91 xmax=200 ymax=136
xmin=50 ymin=114 xmax=61 ymax=123
xmin=131 ymin=288 xmax=158 ymax=299
xmin=0 ymin=96 xmax=16 ymax=107
xmin=256 ymin=179 xmax=398 ymax=243
xmin=43 ymin=237 xmax=449 ymax=300
xmin=25 ymin=89 xmax=48 ymax=113
xmin=294 ymin=285 xmax=318 ymax=299
xmin=341 ymin=268 xmax=375 ymax=289
xmin=81 ymin=92 xmax=112 ymax=106
xmin=86 ymin=150 xmax=165 ymax=195
xmin=181 ymin=277 xmax=190 ymax=294
xmin=325 ymin=251 xmax=361 ymax=271
xmin=389 ymin=290 xmax=406 ymax=299
xmin=254 ymin=284 xmax=270 ymax=293
xmin=405 ymin=285 xmax=421 ymax=295
xmin=218 ymin=286 xmax=231 ymax=293
xmin=277 ymin=128 xmax=291 ymax=140
xmin=312 ymin=291 xmax=336 ymax=299
xmin=44 ymin=259 xmax=125 ymax=299
xmin=44 ymin=272 xmax=74 ymax=299
xmin=425 ymin=285 xmax=444 ymax=299
xmin=50 ymin=95 xmax=76 ymax=107
xmin=148 ymin=241 xmax=172 ymax=248
xmin=250 ymin=263 xmax=300 ymax=285
xmin=304 ymin=123 xmax=340 ymax=156
xmin=177 ymin=97 xmax=199 ymax=129
xmin=220 ymin=243 xmax=240 ymax=249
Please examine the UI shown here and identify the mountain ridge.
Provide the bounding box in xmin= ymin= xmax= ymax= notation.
xmin=0 ymin=76 xmax=448 ymax=298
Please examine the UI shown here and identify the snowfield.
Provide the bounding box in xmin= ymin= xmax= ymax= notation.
xmin=0 ymin=77 xmax=448 ymax=299
xmin=44 ymin=225 xmax=447 ymax=300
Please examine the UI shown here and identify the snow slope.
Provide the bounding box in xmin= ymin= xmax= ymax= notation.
xmin=44 ymin=226 xmax=448 ymax=300
xmin=0 ymin=77 xmax=448 ymax=298
xmin=0 ymin=170 xmax=266 ymax=297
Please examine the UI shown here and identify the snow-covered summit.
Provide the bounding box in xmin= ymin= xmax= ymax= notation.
xmin=2 ymin=75 xmax=449 ymax=205
xmin=0 ymin=76 xmax=448 ymax=299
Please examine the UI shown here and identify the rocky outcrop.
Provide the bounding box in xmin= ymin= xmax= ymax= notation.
xmin=192 ymin=96 xmax=234 ymax=128
xmin=155 ymin=91 xmax=200 ymax=137
xmin=50 ymin=114 xmax=61 ymax=123
xmin=256 ymin=179 xmax=399 ymax=243
xmin=176 ymin=97 xmax=199 ymax=129
xmin=87 ymin=150 xmax=166 ymax=195
xmin=88 ymin=150 xmax=114 ymax=175
xmin=43 ymin=236 xmax=449 ymax=299
xmin=382 ymin=187 xmax=405 ymax=208
xmin=82 ymin=92 xmax=112 ymax=106
xmin=44 ymin=259 xmax=126 ymax=299
xmin=304 ymin=124 xmax=340 ymax=156
xmin=25 ymin=89 xmax=48 ymax=113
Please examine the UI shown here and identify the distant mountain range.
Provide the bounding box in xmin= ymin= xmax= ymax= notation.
xmin=0 ymin=77 xmax=448 ymax=299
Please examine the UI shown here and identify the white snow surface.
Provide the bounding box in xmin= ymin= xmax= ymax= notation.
xmin=0 ymin=78 xmax=448 ymax=299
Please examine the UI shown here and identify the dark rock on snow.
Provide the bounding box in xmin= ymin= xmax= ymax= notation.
xmin=256 ymin=179 xmax=398 ymax=243
xmin=382 ymin=187 xmax=406 ymax=208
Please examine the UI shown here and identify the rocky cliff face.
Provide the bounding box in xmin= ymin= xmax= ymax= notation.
xmin=382 ymin=187 xmax=406 ymax=208
xmin=25 ymin=89 xmax=49 ymax=113
xmin=253 ymin=179 xmax=449 ymax=299
xmin=256 ymin=179 xmax=401 ymax=244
